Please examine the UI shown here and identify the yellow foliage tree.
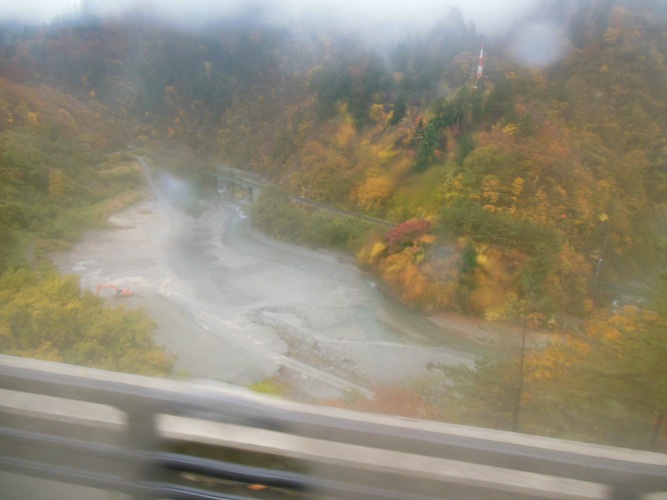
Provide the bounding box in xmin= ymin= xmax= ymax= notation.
xmin=355 ymin=175 xmax=393 ymax=211
xmin=469 ymin=246 xmax=514 ymax=315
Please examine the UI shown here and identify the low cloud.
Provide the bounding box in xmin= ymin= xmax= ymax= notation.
xmin=510 ymin=21 xmax=569 ymax=67
xmin=1 ymin=0 xmax=536 ymax=38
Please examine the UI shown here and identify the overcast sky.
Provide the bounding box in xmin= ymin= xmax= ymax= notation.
xmin=0 ymin=0 xmax=537 ymax=36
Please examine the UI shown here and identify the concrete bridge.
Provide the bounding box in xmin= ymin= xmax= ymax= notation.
xmin=2 ymin=354 xmax=667 ymax=499
xmin=212 ymin=167 xmax=395 ymax=228
xmin=214 ymin=167 xmax=266 ymax=203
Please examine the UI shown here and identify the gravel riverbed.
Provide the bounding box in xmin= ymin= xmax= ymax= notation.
xmin=53 ymin=163 xmax=493 ymax=402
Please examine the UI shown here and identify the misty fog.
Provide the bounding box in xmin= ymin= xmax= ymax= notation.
xmin=1 ymin=0 xmax=537 ymax=39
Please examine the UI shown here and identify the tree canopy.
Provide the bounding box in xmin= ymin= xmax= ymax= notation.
xmin=0 ymin=270 xmax=174 ymax=376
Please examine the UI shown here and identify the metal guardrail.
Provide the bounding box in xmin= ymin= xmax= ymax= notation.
xmin=213 ymin=167 xmax=395 ymax=228
xmin=290 ymin=195 xmax=396 ymax=228
xmin=1 ymin=354 xmax=667 ymax=499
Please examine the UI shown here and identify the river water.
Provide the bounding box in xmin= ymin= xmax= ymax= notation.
xmin=53 ymin=161 xmax=487 ymax=401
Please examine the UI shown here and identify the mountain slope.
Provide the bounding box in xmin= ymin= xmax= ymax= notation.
xmin=0 ymin=0 xmax=664 ymax=321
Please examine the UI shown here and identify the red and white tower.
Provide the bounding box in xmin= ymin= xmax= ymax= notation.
xmin=475 ymin=43 xmax=484 ymax=87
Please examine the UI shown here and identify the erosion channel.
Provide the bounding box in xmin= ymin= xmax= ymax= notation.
xmin=53 ymin=158 xmax=490 ymax=401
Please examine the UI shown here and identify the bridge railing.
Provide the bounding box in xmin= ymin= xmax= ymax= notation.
xmin=1 ymin=354 xmax=666 ymax=499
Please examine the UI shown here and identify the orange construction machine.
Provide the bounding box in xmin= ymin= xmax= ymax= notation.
xmin=95 ymin=284 xmax=133 ymax=298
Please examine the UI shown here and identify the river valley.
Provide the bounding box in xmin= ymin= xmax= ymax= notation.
xmin=53 ymin=159 xmax=490 ymax=402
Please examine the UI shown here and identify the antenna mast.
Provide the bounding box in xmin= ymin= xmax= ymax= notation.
xmin=475 ymin=43 xmax=484 ymax=88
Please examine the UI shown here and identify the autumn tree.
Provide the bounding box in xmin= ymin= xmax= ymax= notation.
xmin=436 ymin=273 xmax=667 ymax=450
xmin=0 ymin=270 xmax=174 ymax=376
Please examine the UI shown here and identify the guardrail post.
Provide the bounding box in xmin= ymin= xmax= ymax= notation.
xmin=126 ymin=409 xmax=158 ymax=500
xmin=609 ymin=485 xmax=642 ymax=500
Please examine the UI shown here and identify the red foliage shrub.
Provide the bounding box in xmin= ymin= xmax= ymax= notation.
xmin=383 ymin=218 xmax=431 ymax=253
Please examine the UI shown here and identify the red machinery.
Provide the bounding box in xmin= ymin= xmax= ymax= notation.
xmin=95 ymin=284 xmax=133 ymax=298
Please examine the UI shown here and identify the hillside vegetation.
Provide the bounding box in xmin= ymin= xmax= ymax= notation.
xmin=5 ymin=1 xmax=662 ymax=321
xmin=1 ymin=0 xmax=666 ymax=445
xmin=0 ymin=37 xmax=174 ymax=374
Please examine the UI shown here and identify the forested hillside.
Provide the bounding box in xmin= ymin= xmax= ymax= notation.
xmin=0 ymin=0 xmax=666 ymax=437
xmin=0 ymin=20 xmax=174 ymax=374
xmin=6 ymin=0 xmax=661 ymax=321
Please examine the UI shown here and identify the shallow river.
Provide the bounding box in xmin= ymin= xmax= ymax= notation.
xmin=54 ymin=162 xmax=487 ymax=400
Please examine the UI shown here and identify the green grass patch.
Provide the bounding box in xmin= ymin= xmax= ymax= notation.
xmin=388 ymin=165 xmax=450 ymax=220
xmin=251 ymin=186 xmax=373 ymax=254
xmin=249 ymin=378 xmax=287 ymax=397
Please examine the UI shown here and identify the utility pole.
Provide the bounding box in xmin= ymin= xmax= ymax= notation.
xmin=593 ymin=257 xmax=603 ymax=300
xmin=511 ymin=318 xmax=527 ymax=433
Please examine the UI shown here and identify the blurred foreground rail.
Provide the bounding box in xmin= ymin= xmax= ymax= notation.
xmin=1 ymin=354 xmax=666 ymax=499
